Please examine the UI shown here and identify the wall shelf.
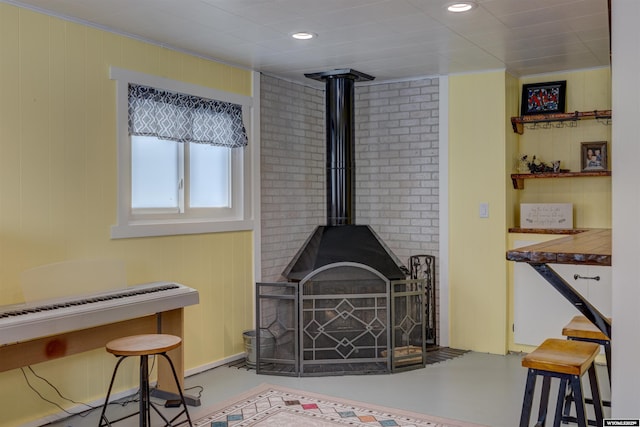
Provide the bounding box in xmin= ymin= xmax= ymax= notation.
xmin=511 ymin=110 xmax=612 ymax=134
xmin=511 ymin=171 xmax=611 ymax=189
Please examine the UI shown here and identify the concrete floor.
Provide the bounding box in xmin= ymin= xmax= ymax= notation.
xmin=43 ymin=351 xmax=611 ymax=427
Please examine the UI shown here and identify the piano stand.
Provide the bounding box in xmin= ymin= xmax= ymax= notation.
xmin=0 ymin=308 xmax=201 ymax=406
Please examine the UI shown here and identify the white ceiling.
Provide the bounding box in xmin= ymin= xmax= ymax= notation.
xmin=6 ymin=0 xmax=610 ymax=84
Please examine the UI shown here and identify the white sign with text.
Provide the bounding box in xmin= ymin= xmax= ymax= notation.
xmin=520 ymin=203 xmax=573 ymax=229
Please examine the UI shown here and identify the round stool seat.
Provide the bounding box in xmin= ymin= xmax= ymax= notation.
xmin=106 ymin=334 xmax=182 ymax=356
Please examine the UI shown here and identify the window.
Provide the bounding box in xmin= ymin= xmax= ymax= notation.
xmin=110 ymin=67 xmax=257 ymax=238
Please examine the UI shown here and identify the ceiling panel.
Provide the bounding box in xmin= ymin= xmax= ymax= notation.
xmin=3 ymin=0 xmax=610 ymax=83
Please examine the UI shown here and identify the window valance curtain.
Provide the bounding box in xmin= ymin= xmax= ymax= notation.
xmin=128 ymin=84 xmax=248 ymax=148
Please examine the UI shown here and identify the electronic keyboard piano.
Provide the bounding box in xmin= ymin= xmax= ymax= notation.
xmin=0 ymin=281 xmax=200 ymax=405
xmin=0 ymin=281 xmax=198 ymax=345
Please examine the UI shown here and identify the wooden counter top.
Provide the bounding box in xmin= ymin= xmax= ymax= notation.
xmin=506 ymin=229 xmax=611 ymax=266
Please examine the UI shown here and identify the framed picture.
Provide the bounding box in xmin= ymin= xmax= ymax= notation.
xmin=581 ymin=141 xmax=608 ymax=171
xmin=520 ymin=80 xmax=566 ymax=115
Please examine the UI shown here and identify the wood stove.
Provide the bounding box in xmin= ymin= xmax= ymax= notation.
xmin=254 ymin=69 xmax=429 ymax=376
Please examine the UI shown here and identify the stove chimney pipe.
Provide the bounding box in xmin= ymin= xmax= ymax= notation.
xmin=305 ymin=69 xmax=375 ymax=226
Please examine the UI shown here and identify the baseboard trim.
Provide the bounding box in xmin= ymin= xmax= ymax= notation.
xmin=185 ymin=352 xmax=245 ymax=377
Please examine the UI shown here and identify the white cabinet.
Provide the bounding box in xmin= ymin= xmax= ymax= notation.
xmin=512 ymin=239 xmax=611 ymax=347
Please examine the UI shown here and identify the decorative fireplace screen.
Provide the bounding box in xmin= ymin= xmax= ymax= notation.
xmin=255 ymin=262 xmax=427 ymax=376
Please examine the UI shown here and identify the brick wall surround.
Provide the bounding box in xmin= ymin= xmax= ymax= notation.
xmin=260 ymin=75 xmax=325 ymax=281
xmin=354 ymin=79 xmax=440 ymax=266
xmin=260 ymin=75 xmax=440 ymax=286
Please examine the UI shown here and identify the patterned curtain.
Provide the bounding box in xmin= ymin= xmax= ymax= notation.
xmin=128 ymin=84 xmax=248 ymax=148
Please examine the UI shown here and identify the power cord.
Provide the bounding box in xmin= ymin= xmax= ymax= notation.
xmin=20 ymin=355 xmax=152 ymax=418
xmin=184 ymin=385 xmax=204 ymax=401
xmin=20 ymin=366 xmax=97 ymax=417
xmin=20 ymin=355 xmax=204 ymax=420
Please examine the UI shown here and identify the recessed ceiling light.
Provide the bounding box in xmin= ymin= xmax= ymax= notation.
xmin=446 ymin=2 xmax=476 ymax=13
xmin=291 ymin=32 xmax=316 ymax=40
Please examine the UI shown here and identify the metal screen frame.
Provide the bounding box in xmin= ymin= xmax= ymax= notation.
xmin=254 ymin=262 xmax=428 ymax=377
xmin=255 ymin=281 xmax=299 ymax=376
xmin=298 ymin=262 xmax=391 ymax=376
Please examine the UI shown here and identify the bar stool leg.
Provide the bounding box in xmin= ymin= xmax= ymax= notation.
xmin=552 ymin=378 xmax=568 ymax=427
xmin=159 ymin=352 xmax=194 ymax=426
xmin=604 ymin=342 xmax=612 ymax=386
xmin=570 ymin=375 xmax=588 ymax=427
xmin=520 ymin=369 xmax=537 ymax=427
xmin=99 ymin=356 xmax=128 ymax=427
xmin=561 ymin=383 xmax=572 ymax=422
xmin=536 ymin=376 xmax=551 ymax=426
xmin=140 ymin=355 xmax=150 ymax=427
xmin=587 ymin=364 xmax=604 ymax=426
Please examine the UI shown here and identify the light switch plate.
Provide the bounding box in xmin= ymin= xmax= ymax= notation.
xmin=479 ymin=202 xmax=489 ymax=218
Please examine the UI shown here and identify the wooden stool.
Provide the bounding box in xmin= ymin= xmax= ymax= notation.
xmin=561 ymin=316 xmax=612 ymax=423
xmin=562 ymin=315 xmax=611 ymax=384
xmin=519 ymin=338 xmax=603 ymax=427
xmin=98 ymin=334 xmax=193 ymax=427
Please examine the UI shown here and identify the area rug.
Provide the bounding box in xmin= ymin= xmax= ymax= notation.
xmin=191 ymin=383 xmax=486 ymax=427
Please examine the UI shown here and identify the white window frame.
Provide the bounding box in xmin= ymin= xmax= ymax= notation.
xmin=110 ymin=67 xmax=259 ymax=239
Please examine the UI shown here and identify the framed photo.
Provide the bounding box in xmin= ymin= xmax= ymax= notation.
xmin=520 ymin=80 xmax=566 ymax=115
xmin=581 ymin=141 xmax=608 ymax=171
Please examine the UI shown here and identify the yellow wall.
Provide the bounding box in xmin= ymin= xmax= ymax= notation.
xmin=448 ymin=68 xmax=612 ymax=355
xmin=448 ymin=71 xmax=510 ymax=354
xmin=0 ymin=5 xmax=254 ymax=425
